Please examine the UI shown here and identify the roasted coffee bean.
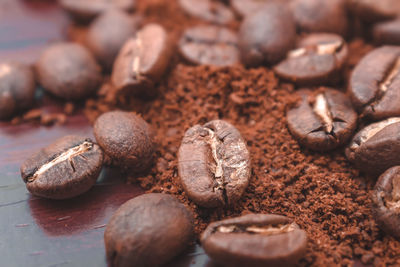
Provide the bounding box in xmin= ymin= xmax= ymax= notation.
xmin=178 ymin=0 xmax=234 ymax=25
xmin=287 ymin=88 xmax=357 ymax=151
xmin=238 ymin=3 xmax=296 ymax=67
xmin=349 ymin=46 xmax=400 ymax=121
xmin=111 ymin=24 xmax=172 ymax=97
xmin=94 ymin=111 xmax=154 ymax=172
xmin=36 ymin=43 xmax=102 ymax=100
xmin=231 ymin=0 xmax=291 ymax=18
xmin=349 ymin=0 xmax=400 ymax=23
xmin=179 ymin=25 xmax=239 ymax=66
xmin=0 ymin=62 xmax=35 ymax=120
xmin=201 ymin=214 xmax=307 ymax=267
xmin=104 ymin=193 xmax=194 ymax=267
xmin=59 ymin=0 xmax=136 ymax=23
xmin=178 ymin=120 xmax=251 ymax=208
xmin=20 ymin=136 xmax=103 ymax=199
xmin=373 ymin=19 xmax=400 ymax=45
xmin=274 ymin=33 xmax=348 ymax=86
xmin=372 ymin=166 xmax=400 ymax=240
xmin=86 ymin=10 xmax=141 ymax=70
xmin=290 ymin=0 xmax=348 ymax=36
xmin=346 ymin=117 xmax=400 ymax=177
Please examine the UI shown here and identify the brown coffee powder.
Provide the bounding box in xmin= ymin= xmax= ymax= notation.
xmin=83 ymin=62 xmax=399 ymax=266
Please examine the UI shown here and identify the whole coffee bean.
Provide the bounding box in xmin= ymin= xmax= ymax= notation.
xmin=346 ymin=117 xmax=400 ymax=177
xmin=372 ymin=166 xmax=400 ymax=239
xmin=111 ymin=24 xmax=172 ymax=97
xmin=0 ymin=62 xmax=35 ymax=120
xmin=238 ymin=3 xmax=296 ymax=67
xmin=104 ymin=193 xmax=194 ymax=267
xmin=178 ymin=0 xmax=234 ymax=25
xmin=59 ymin=0 xmax=136 ymax=23
xmin=274 ymin=33 xmax=348 ymax=86
xmin=349 ymin=0 xmax=400 ymax=23
xmin=287 ymin=88 xmax=357 ymax=151
xmin=231 ymin=0 xmax=291 ymax=18
xmin=290 ymin=0 xmax=348 ymax=36
xmin=94 ymin=111 xmax=154 ymax=172
xmin=349 ymin=46 xmax=400 ymax=121
xmin=373 ymin=19 xmax=400 ymax=45
xmin=178 ymin=120 xmax=251 ymax=208
xmin=36 ymin=43 xmax=102 ymax=100
xmin=86 ymin=10 xmax=141 ymax=70
xmin=20 ymin=135 xmax=103 ymax=199
xmin=179 ymin=25 xmax=239 ymax=66
xmin=201 ymin=214 xmax=307 ymax=267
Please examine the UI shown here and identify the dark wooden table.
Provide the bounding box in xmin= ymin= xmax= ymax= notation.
xmin=0 ymin=1 xmax=211 ymax=266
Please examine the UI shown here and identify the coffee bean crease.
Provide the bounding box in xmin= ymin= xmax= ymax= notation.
xmin=27 ymin=141 xmax=93 ymax=183
xmin=217 ymin=222 xmax=297 ymax=236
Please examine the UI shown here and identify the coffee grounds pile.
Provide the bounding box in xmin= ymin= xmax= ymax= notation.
xmin=80 ymin=0 xmax=400 ymax=266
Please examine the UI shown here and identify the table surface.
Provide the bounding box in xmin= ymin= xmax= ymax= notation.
xmin=0 ymin=1 xmax=211 ymax=266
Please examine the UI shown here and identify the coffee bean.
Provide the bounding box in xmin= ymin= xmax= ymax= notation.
xmin=349 ymin=0 xmax=400 ymax=23
xmin=59 ymin=0 xmax=136 ymax=23
xmin=36 ymin=43 xmax=102 ymax=100
xmin=93 ymin=111 xmax=154 ymax=172
xmin=104 ymin=193 xmax=194 ymax=267
xmin=349 ymin=46 xmax=400 ymax=121
xmin=179 ymin=25 xmax=239 ymax=66
xmin=373 ymin=19 xmax=400 ymax=45
xmin=0 ymin=62 xmax=35 ymax=120
xmin=86 ymin=10 xmax=141 ymax=70
xmin=290 ymin=0 xmax=349 ymax=36
xmin=238 ymin=3 xmax=296 ymax=67
xmin=20 ymin=135 xmax=103 ymax=199
xmin=111 ymin=24 xmax=172 ymax=98
xmin=346 ymin=117 xmax=400 ymax=177
xmin=274 ymin=33 xmax=348 ymax=86
xmin=178 ymin=120 xmax=251 ymax=208
xmin=287 ymin=88 xmax=357 ymax=151
xmin=231 ymin=0 xmax=291 ymax=18
xmin=372 ymin=166 xmax=400 ymax=239
xmin=178 ymin=0 xmax=234 ymax=25
xmin=201 ymin=214 xmax=307 ymax=267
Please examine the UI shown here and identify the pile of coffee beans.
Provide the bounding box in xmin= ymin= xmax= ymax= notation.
xmin=4 ymin=0 xmax=400 ymax=265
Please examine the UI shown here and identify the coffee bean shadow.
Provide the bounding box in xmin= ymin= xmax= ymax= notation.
xmin=165 ymin=244 xmax=218 ymax=267
xmin=28 ymin=167 xmax=144 ymax=236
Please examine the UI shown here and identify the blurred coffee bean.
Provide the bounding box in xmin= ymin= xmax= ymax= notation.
xmin=290 ymin=0 xmax=349 ymax=36
xmin=86 ymin=10 xmax=141 ymax=70
xmin=36 ymin=43 xmax=102 ymax=100
xmin=105 ymin=193 xmax=194 ymax=267
xmin=0 ymin=62 xmax=35 ymax=120
xmin=287 ymin=88 xmax=357 ymax=151
xmin=178 ymin=120 xmax=251 ymax=208
xmin=373 ymin=19 xmax=400 ymax=45
xmin=348 ymin=0 xmax=400 ymax=23
xmin=201 ymin=214 xmax=307 ymax=267
xmin=274 ymin=33 xmax=348 ymax=86
xmin=111 ymin=24 xmax=172 ymax=97
xmin=346 ymin=117 xmax=400 ymax=177
xmin=179 ymin=25 xmax=239 ymax=66
xmin=231 ymin=0 xmax=291 ymax=18
xmin=59 ymin=0 xmax=136 ymax=23
xmin=20 ymin=136 xmax=103 ymax=199
xmin=93 ymin=111 xmax=154 ymax=172
xmin=178 ymin=0 xmax=234 ymax=25
xmin=238 ymin=3 xmax=296 ymax=67
xmin=372 ymin=166 xmax=400 ymax=240
xmin=349 ymin=46 xmax=400 ymax=121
